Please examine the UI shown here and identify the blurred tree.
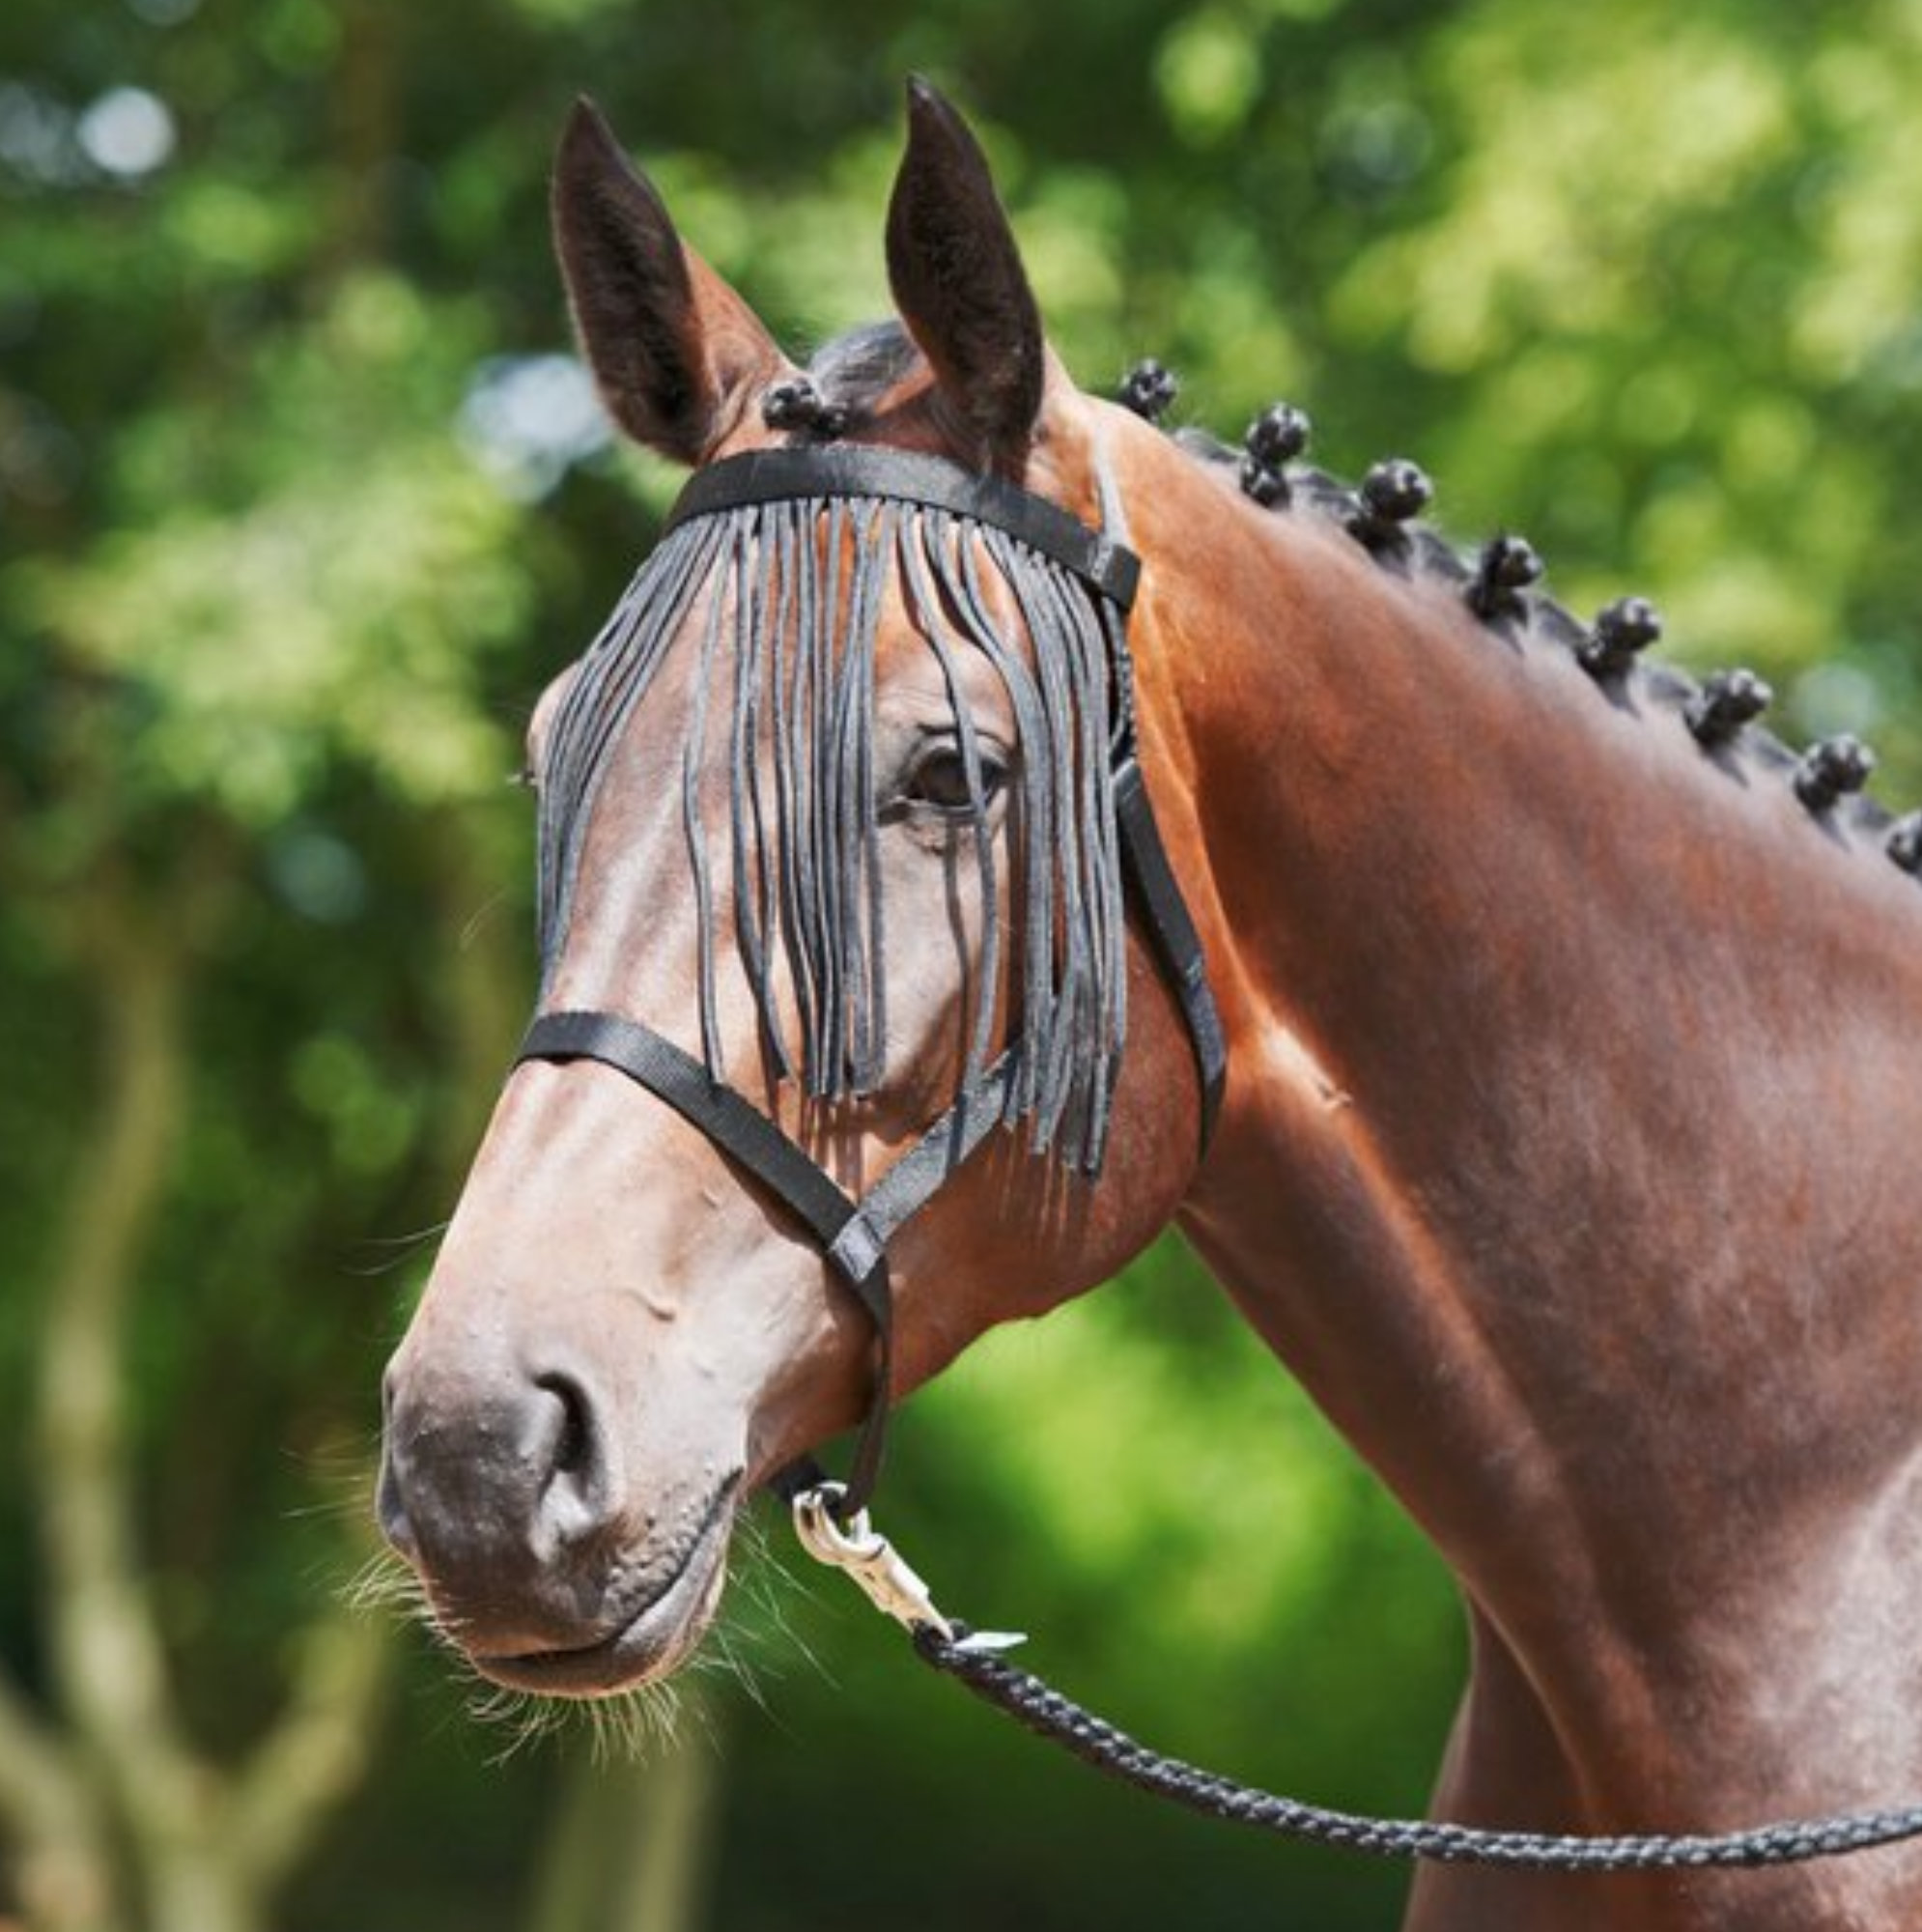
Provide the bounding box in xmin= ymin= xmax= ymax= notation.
xmin=5 ymin=1 xmax=1922 ymax=1929
xmin=1 ymin=3 xmax=545 ymax=1925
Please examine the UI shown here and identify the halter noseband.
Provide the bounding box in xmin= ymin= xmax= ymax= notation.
xmin=515 ymin=444 xmax=1226 ymax=1514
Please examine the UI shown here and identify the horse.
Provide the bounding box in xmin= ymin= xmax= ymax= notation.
xmin=376 ymin=80 xmax=1922 ymax=1931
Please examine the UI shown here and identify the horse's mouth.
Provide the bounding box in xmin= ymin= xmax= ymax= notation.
xmin=467 ymin=1477 xmax=738 ymax=1698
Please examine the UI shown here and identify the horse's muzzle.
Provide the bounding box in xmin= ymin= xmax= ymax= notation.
xmin=376 ymin=1347 xmax=737 ymax=1693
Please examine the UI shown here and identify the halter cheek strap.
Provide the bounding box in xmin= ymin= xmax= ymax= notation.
xmin=1115 ymin=755 xmax=1225 ymax=1142
xmin=517 ymin=445 xmax=1226 ymax=1516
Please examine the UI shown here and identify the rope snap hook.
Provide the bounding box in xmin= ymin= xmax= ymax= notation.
xmin=789 ymin=1483 xmax=1026 ymax=1655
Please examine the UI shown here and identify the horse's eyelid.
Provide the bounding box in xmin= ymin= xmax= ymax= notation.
xmin=907 ymin=731 xmax=1011 ymax=773
xmin=896 ymin=744 xmax=1011 ymax=819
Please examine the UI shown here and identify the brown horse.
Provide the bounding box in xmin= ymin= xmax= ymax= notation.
xmin=378 ymin=83 xmax=1922 ymax=1931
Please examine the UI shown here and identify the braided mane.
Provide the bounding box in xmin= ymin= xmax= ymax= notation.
xmin=1116 ymin=359 xmax=1922 ymax=872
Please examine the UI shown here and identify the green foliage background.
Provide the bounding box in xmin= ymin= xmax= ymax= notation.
xmin=7 ymin=1 xmax=1922 ymax=1927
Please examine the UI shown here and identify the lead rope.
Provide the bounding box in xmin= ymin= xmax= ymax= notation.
xmin=790 ymin=1484 xmax=1922 ymax=1872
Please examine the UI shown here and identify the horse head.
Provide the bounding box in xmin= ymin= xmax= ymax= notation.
xmin=377 ymin=83 xmax=1215 ymax=1696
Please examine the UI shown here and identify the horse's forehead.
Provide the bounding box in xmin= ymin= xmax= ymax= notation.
xmin=873 ymin=619 xmax=1021 ymax=730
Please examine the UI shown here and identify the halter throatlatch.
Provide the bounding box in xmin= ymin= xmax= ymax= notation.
xmin=516 ymin=443 xmax=1225 ymax=1516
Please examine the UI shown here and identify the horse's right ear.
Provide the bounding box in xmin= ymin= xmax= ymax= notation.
xmin=551 ymin=99 xmax=784 ymax=466
xmin=886 ymin=79 xmax=1044 ymax=474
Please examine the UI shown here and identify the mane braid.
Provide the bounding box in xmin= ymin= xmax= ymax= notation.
xmin=1166 ymin=410 xmax=1911 ymax=848
xmin=534 ymin=490 xmax=1132 ymax=1175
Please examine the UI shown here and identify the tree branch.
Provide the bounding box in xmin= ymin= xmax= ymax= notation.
xmin=224 ymin=807 xmax=523 ymax=1896
xmin=33 ymin=893 xmax=211 ymax=1861
xmin=225 ymin=1600 xmax=394 ymax=1894
xmin=0 ymin=1664 xmax=107 ymax=1931
xmin=0 ymin=1666 xmax=72 ymax=1834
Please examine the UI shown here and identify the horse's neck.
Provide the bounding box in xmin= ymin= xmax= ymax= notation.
xmin=1141 ymin=459 xmax=1922 ymax=1821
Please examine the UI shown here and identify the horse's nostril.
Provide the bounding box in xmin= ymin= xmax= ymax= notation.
xmin=540 ymin=1372 xmax=593 ymax=1479
xmin=377 ymin=1356 xmax=622 ymax=1582
xmin=531 ymin=1370 xmax=613 ymax=1548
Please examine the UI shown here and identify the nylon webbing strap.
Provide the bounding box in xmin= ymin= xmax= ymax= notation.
xmin=1114 ymin=757 xmax=1227 ymax=1146
xmin=666 ymin=447 xmax=1143 ymax=612
xmin=521 ymin=1011 xmax=864 ymax=1256
xmin=519 ymin=1011 xmax=888 ymax=1507
xmin=518 ymin=1009 xmax=1022 ymax=1513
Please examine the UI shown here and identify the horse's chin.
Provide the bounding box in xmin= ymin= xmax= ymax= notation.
xmin=460 ymin=1484 xmax=737 ymax=1700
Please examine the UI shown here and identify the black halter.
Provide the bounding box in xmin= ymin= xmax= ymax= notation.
xmin=516 ymin=445 xmax=1226 ymax=1514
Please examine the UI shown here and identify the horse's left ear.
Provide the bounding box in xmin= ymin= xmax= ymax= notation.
xmin=551 ymin=98 xmax=784 ymax=466
xmin=886 ymin=78 xmax=1045 ymax=473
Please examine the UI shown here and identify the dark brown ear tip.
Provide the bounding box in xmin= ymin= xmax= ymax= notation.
xmin=553 ymin=98 xmax=654 ymax=216
xmin=552 ymin=96 xmax=676 ymax=253
xmin=900 ymin=74 xmax=989 ymax=174
xmin=904 ymin=74 xmax=955 ymax=127
xmin=557 ymin=95 xmax=618 ymax=161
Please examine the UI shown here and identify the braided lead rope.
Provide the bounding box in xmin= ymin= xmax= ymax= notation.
xmin=791 ymin=1487 xmax=1922 ymax=1871
xmin=909 ymin=1628 xmax=1922 ymax=1870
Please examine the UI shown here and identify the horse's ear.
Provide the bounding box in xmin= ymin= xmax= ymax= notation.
xmin=551 ymin=98 xmax=783 ymax=466
xmin=886 ymin=79 xmax=1044 ymax=473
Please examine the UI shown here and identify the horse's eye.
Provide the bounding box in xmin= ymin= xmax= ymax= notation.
xmin=904 ymin=743 xmax=1007 ymax=813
